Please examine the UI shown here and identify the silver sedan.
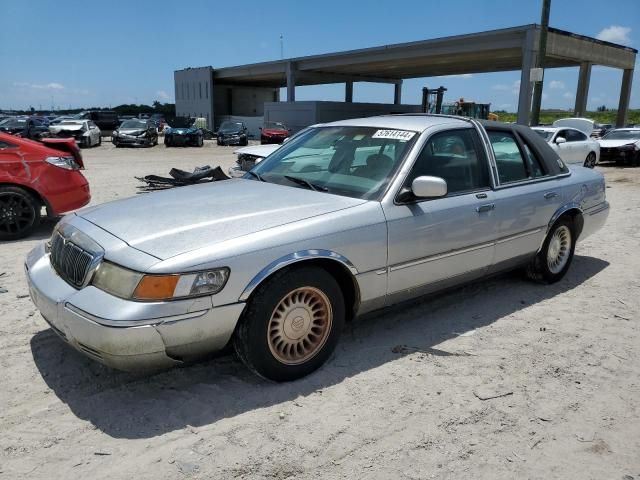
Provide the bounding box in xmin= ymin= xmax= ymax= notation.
xmin=26 ymin=115 xmax=609 ymax=381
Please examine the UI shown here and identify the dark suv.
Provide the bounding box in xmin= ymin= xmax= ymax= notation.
xmin=76 ymin=111 xmax=119 ymax=135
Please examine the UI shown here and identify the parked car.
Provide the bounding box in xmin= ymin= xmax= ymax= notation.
xmin=260 ymin=121 xmax=291 ymax=144
xmin=76 ymin=111 xmax=119 ymax=136
xmin=216 ymin=121 xmax=248 ymax=146
xmin=112 ymin=119 xmax=158 ymax=147
xmin=229 ymin=144 xmax=281 ymax=177
xmin=25 ymin=115 xmax=609 ymax=380
xmin=49 ymin=120 xmax=101 ymax=148
xmin=164 ymin=117 xmax=204 ymax=147
xmin=531 ymin=126 xmax=600 ymax=168
xmin=0 ymin=117 xmax=50 ymax=140
xmin=591 ymin=123 xmax=613 ymax=138
xmin=597 ymin=128 xmax=640 ymax=166
xmin=1 ymin=132 xmax=89 ymax=240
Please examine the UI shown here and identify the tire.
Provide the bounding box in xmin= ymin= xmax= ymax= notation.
xmin=0 ymin=186 xmax=41 ymax=241
xmin=97 ymin=136 xmax=102 ymax=146
xmin=584 ymin=152 xmax=596 ymax=168
xmin=234 ymin=266 xmax=345 ymax=382
xmin=165 ymin=138 xmax=171 ymax=147
xmin=197 ymin=135 xmax=204 ymax=147
xmin=525 ymin=218 xmax=576 ymax=284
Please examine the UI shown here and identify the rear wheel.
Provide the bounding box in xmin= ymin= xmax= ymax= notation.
xmin=165 ymin=138 xmax=172 ymax=147
xmin=0 ymin=186 xmax=41 ymax=241
xmin=584 ymin=152 xmax=597 ymax=168
xmin=234 ymin=266 xmax=345 ymax=381
xmin=97 ymin=135 xmax=102 ymax=146
xmin=525 ymin=218 xmax=575 ymax=283
xmin=197 ymin=135 xmax=204 ymax=147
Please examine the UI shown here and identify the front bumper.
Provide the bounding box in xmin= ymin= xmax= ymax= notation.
xmin=113 ymin=135 xmax=154 ymax=146
xmin=218 ymin=136 xmax=245 ymax=145
xmin=25 ymin=243 xmax=245 ymax=371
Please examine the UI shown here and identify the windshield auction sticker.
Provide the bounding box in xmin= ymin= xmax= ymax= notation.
xmin=372 ymin=129 xmax=416 ymax=141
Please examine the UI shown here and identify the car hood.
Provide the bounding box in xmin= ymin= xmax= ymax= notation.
xmin=50 ymin=124 xmax=83 ymax=132
xmin=552 ymin=118 xmax=594 ymax=136
xmin=77 ymin=179 xmax=366 ymax=260
xmin=599 ymin=139 xmax=639 ymax=148
xmin=234 ymin=144 xmax=280 ymax=158
xmin=119 ymin=128 xmax=146 ymax=135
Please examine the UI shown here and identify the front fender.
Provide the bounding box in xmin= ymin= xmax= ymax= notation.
xmin=238 ymin=249 xmax=359 ymax=302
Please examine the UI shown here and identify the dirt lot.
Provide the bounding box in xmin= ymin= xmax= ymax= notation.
xmin=1 ymin=142 xmax=639 ymax=479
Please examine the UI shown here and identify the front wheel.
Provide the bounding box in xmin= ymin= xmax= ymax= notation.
xmin=525 ymin=218 xmax=575 ymax=283
xmin=584 ymin=152 xmax=597 ymax=168
xmin=197 ymin=135 xmax=204 ymax=147
xmin=234 ymin=266 xmax=345 ymax=381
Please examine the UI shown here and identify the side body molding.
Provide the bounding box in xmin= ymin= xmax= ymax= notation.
xmin=238 ymin=249 xmax=359 ymax=302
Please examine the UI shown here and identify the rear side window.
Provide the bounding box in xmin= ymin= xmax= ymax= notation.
xmin=566 ymin=130 xmax=587 ymax=142
xmin=487 ymin=132 xmax=528 ymax=183
xmin=406 ymin=129 xmax=490 ymax=195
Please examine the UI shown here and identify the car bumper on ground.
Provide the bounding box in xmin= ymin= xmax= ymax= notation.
xmin=25 ymin=242 xmax=245 ymax=371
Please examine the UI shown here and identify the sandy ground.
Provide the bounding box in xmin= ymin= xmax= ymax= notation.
xmin=0 ymin=142 xmax=639 ymax=479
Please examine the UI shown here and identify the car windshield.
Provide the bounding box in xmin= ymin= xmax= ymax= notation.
xmin=602 ymin=130 xmax=640 ymax=140
xmin=264 ymin=121 xmax=287 ymax=129
xmin=219 ymin=121 xmax=243 ymax=133
xmin=251 ymin=126 xmax=418 ymax=200
xmin=121 ymin=120 xmax=147 ymax=129
xmin=533 ymin=130 xmax=554 ymax=141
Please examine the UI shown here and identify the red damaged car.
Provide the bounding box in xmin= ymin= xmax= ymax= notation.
xmin=0 ymin=132 xmax=90 ymax=240
xmin=260 ymin=121 xmax=291 ymax=144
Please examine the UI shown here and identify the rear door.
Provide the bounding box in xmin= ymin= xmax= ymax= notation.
xmin=383 ymin=127 xmax=497 ymax=302
xmin=485 ymin=128 xmax=564 ymax=270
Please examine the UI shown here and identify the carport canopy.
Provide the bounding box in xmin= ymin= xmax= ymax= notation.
xmin=209 ymin=24 xmax=636 ymax=126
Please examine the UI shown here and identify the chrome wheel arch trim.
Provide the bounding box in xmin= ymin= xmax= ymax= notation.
xmin=538 ymin=202 xmax=583 ymax=253
xmin=238 ymin=249 xmax=359 ymax=302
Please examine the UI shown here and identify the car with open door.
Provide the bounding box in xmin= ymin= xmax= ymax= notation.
xmin=25 ymin=115 xmax=608 ymax=380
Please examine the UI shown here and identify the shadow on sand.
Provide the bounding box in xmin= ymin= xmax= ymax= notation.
xmin=30 ymin=255 xmax=608 ymax=439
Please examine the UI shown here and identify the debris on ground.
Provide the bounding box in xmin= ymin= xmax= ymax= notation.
xmin=136 ymin=165 xmax=229 ymax=191
xmin=473 ymin=387 xmax=514 ymax=401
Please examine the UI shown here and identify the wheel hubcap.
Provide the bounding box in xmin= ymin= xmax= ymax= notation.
xmin=267 ymin=287 xmax=332 ymax=365
xmin=547 ymin=225 xmax=571 ymax=274
xmin=0 ymin=194 xmax=35 ymax=234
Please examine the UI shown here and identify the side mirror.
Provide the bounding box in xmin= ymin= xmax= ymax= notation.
xmin=411 ymin=176 xmax=447 ymax=198
xmin=555 ymin=136 xmax=567 ymax=144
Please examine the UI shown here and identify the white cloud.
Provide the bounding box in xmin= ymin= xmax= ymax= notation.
xmin=596 ymin=25 xmax=632 ymax=44
xmin=13 ymin=81 xmax=65 ymax=90
xmin=549 ymin=80 xmax=565 ymax=90
xmin=562 ymin=92 xmax=574 ymax=99
xmin=492 ymin=84 xmax=509 ymax=91
xmin=156 ymin=90 xmax=170 ymax=100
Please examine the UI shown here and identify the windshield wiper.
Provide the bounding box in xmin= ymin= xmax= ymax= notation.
xmin=283 ymin=175 xmax=328 ymax=192
xmin=246 ymin=171 xmax=266 ymax=182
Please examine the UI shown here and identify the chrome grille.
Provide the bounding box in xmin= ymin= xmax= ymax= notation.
xmin=50 ymin=231 xmax=96 ymax=288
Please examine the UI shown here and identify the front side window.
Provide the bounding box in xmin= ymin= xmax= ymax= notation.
xmin=404 ymin=129 xmax=490 ymax=195
xmin=565 ymin=129 xmax=587 ymax=142
xmin=487 ymin=131 xmax=529 ymax=183
xmin=253 ymin=126 xmax=418 ymax=200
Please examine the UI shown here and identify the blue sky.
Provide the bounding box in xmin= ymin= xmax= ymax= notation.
xmin=1 ymin=0 xmax=638 ymax=112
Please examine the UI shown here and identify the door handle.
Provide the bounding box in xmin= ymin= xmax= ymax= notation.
xmin=476 ymin=203 xmax=495 ymax=213
xmin=544 ymin=192 xmax=558 ymax=199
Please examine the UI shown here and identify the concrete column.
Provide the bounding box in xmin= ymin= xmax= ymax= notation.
xmin=574 ymin=62 xmax=592 ymax=117
xmin=517 ymin=29 xmax=537 ymax=125
xmin=394 ymin=81 xmax=402 ymax=105
xmin=616 ymin=68 xmax=634 ymax=127
xmin=286 ymin=62 xmax=296 ymax=102
xmin=345 ymin=81 xmax=353 ymax=103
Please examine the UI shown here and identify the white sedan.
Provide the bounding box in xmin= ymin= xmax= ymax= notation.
xmin=531 ymin=126 xmax=600 ymax=168
xmin=49 ymin=120 xmax=102 ymax=148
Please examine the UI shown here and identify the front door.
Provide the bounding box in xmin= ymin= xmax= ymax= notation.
xmin=383 ymin=127 xmax=497 ymax=303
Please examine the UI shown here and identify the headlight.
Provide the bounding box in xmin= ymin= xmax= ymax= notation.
xmin=45 ymin=156 xmax=80 ymax=170
xmin=112 ymin=130 xmax=119 ymax=137
xmin=92 ymin=262 xmax=229 ymax=301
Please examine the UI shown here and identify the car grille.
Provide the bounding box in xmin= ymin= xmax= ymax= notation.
xmin=49 ymin=231 xmax=97 ymax=288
